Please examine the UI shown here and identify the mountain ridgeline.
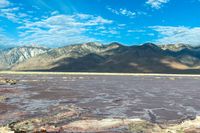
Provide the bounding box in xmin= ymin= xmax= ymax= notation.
xmin=1 ymin=42 xmax=200 ymax=74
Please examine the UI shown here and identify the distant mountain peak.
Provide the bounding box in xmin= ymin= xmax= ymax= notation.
xmin=82 ymin=42 xmax=103 ymax=47
xmin=140 ymin=43 xmax=160 ymax=50
xmin=142 ymin=43 xmax=157 ymax=47
xmin=109 ymin=42 xmax=123 ymax=46
xmin=159 ymin=43 xmax=192 ymax=51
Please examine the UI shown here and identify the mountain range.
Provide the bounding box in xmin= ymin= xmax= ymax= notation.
xmin=1 ymin=42 xmax=200 ymax=74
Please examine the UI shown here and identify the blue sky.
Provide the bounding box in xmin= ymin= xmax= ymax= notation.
xmin=0 ymin=0 xmax=200 ymax=47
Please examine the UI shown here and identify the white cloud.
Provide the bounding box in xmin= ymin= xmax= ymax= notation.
xmin=100 ymin=29 xmax=119 ymax=35
xmin=118 ymin=24 xmax=126 ymax=27
xmin=0 ymin=1 xmax=115 ymax=47
xmin=20 ymin=14 xmax=112 ymax=28
xmin=127 ymin=29 xmax=145 ymax=33
xmin=51 ymin=11 xmax=59 ymax=16
xmin=88 ymin=16 xmax=113 ymax=25
xmin=0 ymin=34 xmax=14 ymax=48
xmin=17 ymin=13 xmax=113 ymax=47
xmin=151 ymin=26 xmax=200 ymax=45
xmin=0 ymin=0 xmax=10 ymax=8
xmin=146 ymin=0 xmax=169 ymax=9
xmin=0 ymin=1 xmax=30 ymax=23
xmin=0 ymin=7 xmax=19 ymax=22
xmin=0 ymin=28 xmax=15 ymax=48
xmin=107 ymin=7 xmax=136 ymax=18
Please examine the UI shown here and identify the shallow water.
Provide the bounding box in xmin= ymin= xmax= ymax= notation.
xmin=0 ymin=74 xmax=200 ymax=125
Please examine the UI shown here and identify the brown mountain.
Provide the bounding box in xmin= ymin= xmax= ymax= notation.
xmin=1 ymin=42 xmax=200 ymax=74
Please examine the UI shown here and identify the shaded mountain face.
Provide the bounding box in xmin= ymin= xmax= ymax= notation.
xmin=1 ymin=42 xmax=200 ymax=73
xmin=159 ymin=44 xmax=200 ymax=67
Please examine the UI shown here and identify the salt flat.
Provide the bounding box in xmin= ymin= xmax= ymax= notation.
xmin=0 ymin=73 xmax=200 ymax=126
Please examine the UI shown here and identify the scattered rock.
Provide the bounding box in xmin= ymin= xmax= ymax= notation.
xmin=0 ymin=96 xmax=8 ymax=102
xmin=0 ymin=79 xmax=18 ymax=85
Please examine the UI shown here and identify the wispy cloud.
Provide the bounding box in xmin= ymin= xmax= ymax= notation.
xmin=107 ymin=7 xmax=137 ymax=18
xmin=151 ymin=26 xmax=200 ymax=45
xmin=0 ymin=1 xmax=115 ymax=47
xmin=51 ymin=11 xmax=59 ymax=16
xmin=0 ymin=7 xmax=19 ymax=22
xmin=146 ymin=0 xmax=170 ymax=9
xmin=0 ymin=0 xmax=30 ymax=23
xmin=127 ymin=29 xmax=145 ymax=33
xmin=0 ymin=24 xmax=14 ymax=48
xmin=17 ymin=13 xmax=113 ymax=47
xmin=0 ymin=33 xmax=14 ymax=48
xmin=0 ymin=0 xmax=10 ymax=8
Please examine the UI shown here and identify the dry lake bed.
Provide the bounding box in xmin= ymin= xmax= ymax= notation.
xmin=0 ymin=73 xmax=200 ymax=132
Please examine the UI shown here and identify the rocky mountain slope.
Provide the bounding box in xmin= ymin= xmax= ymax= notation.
xmin=0 ymin=46 xmax=49 ymax=70
xmin=1 ymin=42 xmax=200 ymax=73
